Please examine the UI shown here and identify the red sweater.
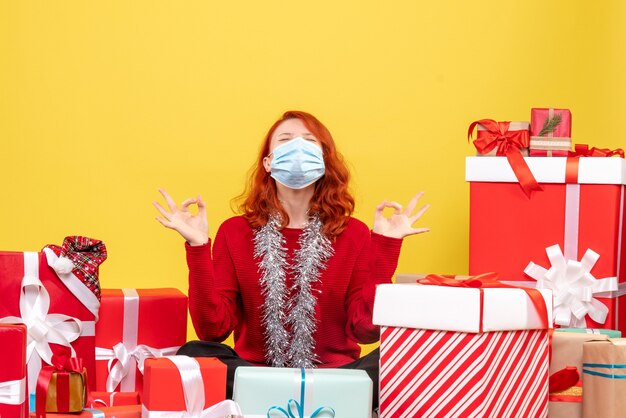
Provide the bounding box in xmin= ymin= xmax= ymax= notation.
xmin=186 ymin=215 xmax=402 ymax=367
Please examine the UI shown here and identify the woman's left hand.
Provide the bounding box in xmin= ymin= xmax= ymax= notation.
xmin=373 ymin=192 xmax=430 ymax=239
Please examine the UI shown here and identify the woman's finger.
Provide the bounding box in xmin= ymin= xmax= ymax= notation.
xmin=196 ymin=195 xmax=206 ymax=209
xmin=152 ymin=201 xmax=172 ymax=220
xmin=158 ymin=188 xmax=178 ymax=212
xmin=409 ymin=203 xmax=430 ymax=223
xmin=181 ymin=198 xmax=197 ymax=211
xmin=407 ymin=227 xmax=430 ymax=236
xmin=155 ymin=216 xmax=173 ymax=229
xmin=386 ymin=201 xmax=403 ymax=214
xmin=404 ymin=192 xmax=424 ymax=215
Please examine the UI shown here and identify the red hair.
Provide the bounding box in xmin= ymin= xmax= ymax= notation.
xmin=237 ymin=111 xmax=355 ymax=238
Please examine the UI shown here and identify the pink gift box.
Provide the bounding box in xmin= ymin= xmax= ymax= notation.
xmin=530 ymin=107 xmax=572 ymax=156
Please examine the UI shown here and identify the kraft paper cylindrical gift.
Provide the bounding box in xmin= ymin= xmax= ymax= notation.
xmin=582 ymin=338 xmax=626 ymax=418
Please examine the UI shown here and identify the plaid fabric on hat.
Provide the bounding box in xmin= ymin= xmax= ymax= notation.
xmin=44 ymin=236 xmax=107 ymax=300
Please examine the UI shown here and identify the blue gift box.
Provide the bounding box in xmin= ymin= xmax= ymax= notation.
xmin=233 ymin=367 xmax=372 ymax=418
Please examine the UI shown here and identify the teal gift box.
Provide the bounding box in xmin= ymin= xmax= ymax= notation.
xmin=558 ymin=327 xmax=622 ymax=338
xmin=232 ymin=367 xmax=372 ymax=418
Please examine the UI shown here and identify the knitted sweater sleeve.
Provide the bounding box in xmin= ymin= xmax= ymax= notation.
xmin=345 ymin=230 xmax=403 ymax=344
xmin=185 ymin=223 xmax=240 ymax=342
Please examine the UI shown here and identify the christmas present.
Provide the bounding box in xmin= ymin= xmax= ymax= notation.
xmin=529 ymin=107 xmax=572 ymax=156
xmin=548 ymin=331 xmax=611 ymax=418
xmin=468 ymin=119 xmax=539 ymax=197
xmin=88 ymin=392 xmax=140 ymax=408
xmin=372 ymin=275 xmax=553 ymax=418
xmin=35 ymin=355 xmax=88 ymax=418
xmin=0 ymin=237 xmax=106 ymax=405
xmin=582 ymin=338 xmax=626 ymax=418
xmin=0 ymin=324 xmax=28 ymax=418
xmin=142 ymin=356 xmax=236 ymax=417
xmin=466 ymin=154 xmax=626 ymax=332
xmin=233 ymin=367 xmax=372 ymax=418
xmin=557 ymin=327 xmax=622 ymax=338
xmin=94 ymin=288 xmax=187 ymax=393
xmin=29 ymin=405 xmax=142 ymax=418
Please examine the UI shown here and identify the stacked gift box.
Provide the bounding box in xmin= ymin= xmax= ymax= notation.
xmin=464 ymin=107 xmax=626 ymax=417
xmin=0 ymin=236 xmax=373 ymax=418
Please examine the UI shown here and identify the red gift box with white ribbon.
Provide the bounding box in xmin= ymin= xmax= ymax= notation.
xmin=373 ymin=278 xmax=553 ymax=418
xmin=0 ymin=246 xmax=103 ymax=404
xmin=142 ymin=356 xmax=237 ymax=417
xmin=94 ymin=288 xmax=187 ymax=394
xmin=0 ymin=324 xmax=28 ymax=418
xmin=467 ymin=153 xmax=626 ymax=332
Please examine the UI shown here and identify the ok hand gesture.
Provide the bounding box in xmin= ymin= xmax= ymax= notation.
xmin=153 ymin=189 xmax=209 ymax=246
xmin=373 ymin=192 xmax=430 ymax=239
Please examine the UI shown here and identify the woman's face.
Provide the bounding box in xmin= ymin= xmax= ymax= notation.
xmin=263 ymin=118 xmax=321 ymax=172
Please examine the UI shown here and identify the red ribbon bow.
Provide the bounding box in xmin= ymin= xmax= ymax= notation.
xmin=468 ymin=119 xmax=542 ymax=198
xmin=569 ymin=144 xmax=625 ymax=158
xmin=419 ymin=272 xmax=549 ymax=332
xmin=36 ymin=351 xmax=87 ymax=418
xmin=565 ymin=144 xmax=625 ymax=184
xmin=549 ymin=366 xmax=580 ymax=394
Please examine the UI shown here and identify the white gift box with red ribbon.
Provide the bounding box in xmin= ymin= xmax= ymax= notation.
xmin=373 ymin=282 xmax=553 ymax=418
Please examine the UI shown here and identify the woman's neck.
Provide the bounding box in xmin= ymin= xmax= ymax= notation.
xmin=276 ymin=184 xmax=314 ymax=228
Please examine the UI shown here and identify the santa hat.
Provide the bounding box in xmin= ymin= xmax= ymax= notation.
xmin=44 ymin=236 xmax=107 ymax=300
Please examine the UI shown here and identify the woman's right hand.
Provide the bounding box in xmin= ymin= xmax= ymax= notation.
xmin=153 ymin=188 xmax=209 ymax=246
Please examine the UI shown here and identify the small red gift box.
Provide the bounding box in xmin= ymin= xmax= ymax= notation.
xmin=88 ymin=391 xmax=140 ymax=408
xmin=94 ymin=289 xmax=187 ymax=394
xmin=142 ymin=356 xmax=232 ymax=417
xmin=29 ymin=405 xmax=141 ymax=418
xmin=0 ymin=324 xmax=28 ymax=418
xmin=0 ymin=244 xmax=103 ymax=402
xmin=467 ymin=155 xmax=626 ymax=333
xmin=529 ymin=108 xmax=572 ymax=156
xmin=35 ymin=356 xmax=88 ymax=418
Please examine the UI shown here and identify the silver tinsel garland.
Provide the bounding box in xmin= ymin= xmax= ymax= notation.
xmin=254 ymin=213 xmax=334 ymax=368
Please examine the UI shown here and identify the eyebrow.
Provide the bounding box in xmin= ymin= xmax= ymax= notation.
xmin=277 ymin=132 xmax=314 ymax=136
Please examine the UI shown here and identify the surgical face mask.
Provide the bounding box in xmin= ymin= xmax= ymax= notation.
xmin=269 ymin=137 xmax=325 ymax=189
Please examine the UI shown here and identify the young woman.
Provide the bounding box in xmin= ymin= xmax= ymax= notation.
xmin=153 ymin=110 xmax=429 ymax=406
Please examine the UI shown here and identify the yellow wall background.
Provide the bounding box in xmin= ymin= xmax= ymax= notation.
xmin=1 ymin=1 xmax=625 ymax=353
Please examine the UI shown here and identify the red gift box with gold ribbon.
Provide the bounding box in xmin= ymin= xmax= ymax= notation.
xmin=94 ymin=289 xmax=187 ymax=394
xmin=466 ymin=149 xmax=626 ymax=333
xmin=0 ymin=324 xmax=28 ymax=418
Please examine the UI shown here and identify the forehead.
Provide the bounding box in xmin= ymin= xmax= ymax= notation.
xmin=272 ymin=118 xmax=309 ymax=136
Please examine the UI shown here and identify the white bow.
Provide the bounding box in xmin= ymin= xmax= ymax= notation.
xmin=525 ymin=244 xmax=618 ymax=328
xmin=0 ymin=252 xmax=83 ymax=393
xmin=96 ymin=343 xmax=180 ymax=392
xmin=142 ymin=356 xmax=242 ymax=418
xmin=0 ymin=377 xmax=26 ymax=405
